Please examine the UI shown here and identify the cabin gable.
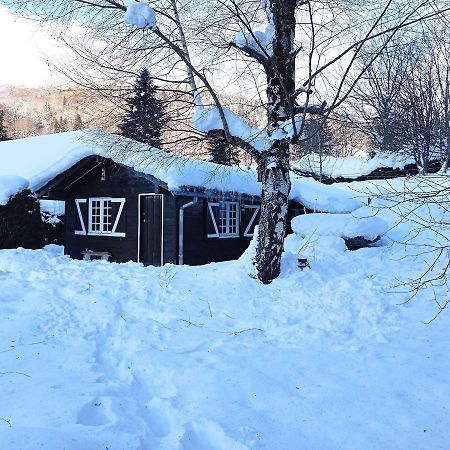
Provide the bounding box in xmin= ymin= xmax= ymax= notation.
xmin=40 ymin=157 xmax=177 ymax=264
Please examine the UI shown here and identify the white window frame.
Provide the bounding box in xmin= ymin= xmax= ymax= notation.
xmin=207 ymin=201 xmax=240 ymax=238
xmin=74 ymin=198 xmax=87 ymax=235
xmin=88 ymin=197 xmax=126 ymax=237
xmin=243 ymin=205 xmax=261 ymax=237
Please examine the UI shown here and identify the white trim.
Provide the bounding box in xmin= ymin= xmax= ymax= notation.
xmin=207 ymin=202 xmax=220 ymax=238
xmin=87 ymin=197 xmax=126 ymax=237
xmin=243 ymin=205 xmax=260 ymax=237
xmin=137 ymin=193 xmax=164 ymax=266
xmin=74 ymin=198 xmax=87 ymax=235
xmin=207 ymin=201 xmax=240 ymax=238
xmin=178 ymin=197 xmax=198 ymax=265
xmin=111 ymin=198 xmax=126 ymax=234
xmin=220 ymin=201 xmax=240 ymax=238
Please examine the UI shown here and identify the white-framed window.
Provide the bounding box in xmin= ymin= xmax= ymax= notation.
xmin=88 ymin=197 xmax=126 ymax=237
xmin=207 ymin=201 xmax=240 ymax=238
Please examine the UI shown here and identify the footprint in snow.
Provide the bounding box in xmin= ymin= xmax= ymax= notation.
xmin=180 ymin=419 xmax=249 ymax=450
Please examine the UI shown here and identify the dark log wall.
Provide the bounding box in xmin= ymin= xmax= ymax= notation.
xmin=177 ymin=196 xmax=256 ymax=266
xmin=162 ymin=194 xmax=177 ymax=264
xmin=62 ymin=164 xmax=177 ymax=264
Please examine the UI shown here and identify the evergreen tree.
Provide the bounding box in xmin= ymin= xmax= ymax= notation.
xmin=51 ymin=116 xmax=68 ymax=133
xmin=119 ymin=68 xmax=165 ymax=147
xmin=73 ymin=113 xmax=83 ymax=130
xmin=208 ymin=130 xmax=240 ymax=166
xmin=0 ymin=110 xmax=8 ymax=141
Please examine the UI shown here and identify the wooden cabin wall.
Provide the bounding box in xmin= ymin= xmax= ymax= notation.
xmin=161 ymin=194 xmax=177 ymax=264
xmin=176 ymin=196 xmax=254 ymax=266
xmin=62 ymin=164 xmax=177 ymax=264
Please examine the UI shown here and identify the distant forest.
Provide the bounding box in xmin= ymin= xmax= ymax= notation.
xmin=0 ymin=86 xmax=96 ymax=139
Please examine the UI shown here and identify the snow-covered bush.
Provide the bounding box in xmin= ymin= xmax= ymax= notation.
xmin=0 ymin=188 xmax=44 ymax=249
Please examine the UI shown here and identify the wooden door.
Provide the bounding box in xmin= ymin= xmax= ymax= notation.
xmin=139 ymin=195 xmax=163 ymax=266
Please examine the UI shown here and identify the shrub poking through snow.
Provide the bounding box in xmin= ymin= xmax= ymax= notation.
xmin=41 ymin=212 xmax=64 ymax=245
xmin=0 ymin=189 xmax=44 ymax=249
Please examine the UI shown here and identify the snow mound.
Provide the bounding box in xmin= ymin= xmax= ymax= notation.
xmin=124 ymin=1 xmax=157 ymax=29
xmin=0 ymin=175 xmax=29 ymax=206
xmin=181 ymin=419 xmax=249 ymax=450
xmin=290 ymin=176 xmax=365 ymax=213
xmin=292 ymin=210 xmax=388 ymax=241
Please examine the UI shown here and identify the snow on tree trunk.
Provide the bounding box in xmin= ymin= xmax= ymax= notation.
xmin=254 ymin=0 xmax=296 ymax=283
xmin=255 ymin=142 xmax=291 ymax=283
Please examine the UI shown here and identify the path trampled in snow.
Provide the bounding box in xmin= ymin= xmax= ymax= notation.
xmin=0 ymin=244 xmax=449 ymax=450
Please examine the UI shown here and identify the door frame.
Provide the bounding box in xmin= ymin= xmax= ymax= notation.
xmin=137 ymin=193 xmax=164 ymax=265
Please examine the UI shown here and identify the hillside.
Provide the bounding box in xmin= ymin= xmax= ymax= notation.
xmin=0 ymin=86 xmax=101 ymax=139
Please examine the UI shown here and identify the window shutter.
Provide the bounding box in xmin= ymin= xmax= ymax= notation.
xmin=207 ymin=202 xmax=220 ymax=238
xmin=111 ymin=198 xmax=126 ymax=235
xmin=74 ymin=199 xmax=87 ymax=235
xmin=242 ymin=204 xmax=260 ymax=237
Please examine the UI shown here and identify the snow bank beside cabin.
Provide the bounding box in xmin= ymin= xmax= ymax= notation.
xmin=292 ymin=210 xmax=388 ymax=241
xmin=290 ymin=176 xmax=365 ymax=213
xmin=293 ymin=152 xmax=415 ymax=180
xmin=0 ymin=175 xmax=29 ymax=205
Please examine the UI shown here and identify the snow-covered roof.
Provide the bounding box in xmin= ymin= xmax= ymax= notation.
xmin=0 ymin=130 xmax=262 ymax=196
xmin=0 ymin=175 xmax=29 ymax=206
xmin=0 ymin=130 xmax=369 ymax=213
xmin=292 ymin=152 xmax=415 ymax=180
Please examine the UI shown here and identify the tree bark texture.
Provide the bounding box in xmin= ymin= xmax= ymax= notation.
xmin=255 ymin=142 xmax=291 ymax=283
xmin=255 ymin=0 xmax=296 ymax=283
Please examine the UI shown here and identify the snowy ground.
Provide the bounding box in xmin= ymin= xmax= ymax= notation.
xmin=1 ymin=179 xmax=450 ymax=449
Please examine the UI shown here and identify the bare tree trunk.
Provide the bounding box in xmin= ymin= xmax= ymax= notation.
xmin=254 ymin=0 xmax=296 ymax=284
xmin=255 ymin=142 xmax=291 ymax=284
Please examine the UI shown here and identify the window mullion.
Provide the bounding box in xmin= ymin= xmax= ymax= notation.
xmin=99 ymin=199 xmax=104 ymax=234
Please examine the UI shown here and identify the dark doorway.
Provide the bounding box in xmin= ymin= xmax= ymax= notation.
xmin=139 ymin=194 xmax=163 ymax=265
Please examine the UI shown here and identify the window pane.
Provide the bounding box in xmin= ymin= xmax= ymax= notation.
xmin=102 ymin=200 xmax=112 ymax=232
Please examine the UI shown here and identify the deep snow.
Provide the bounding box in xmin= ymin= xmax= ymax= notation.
xmin=1 ymin=176 xmax=450 ymax=449
xmin=2 ymin=175 xmax=450 ymax=449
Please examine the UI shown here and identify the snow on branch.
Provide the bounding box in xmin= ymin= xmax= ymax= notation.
xmin=193 ymin=104 xmax=304 ymax=152
xmin=232 ymin=0 xmax=274 ymax=64
xmin=293 ymin=84 xmax=314 ymax=98
xmin=124 ymin=1 xmax=157 ymax=30
xmin=193 ymin=104 xmax=271 ymax=152
xmin=294 ymin=101 xmax=327 ymax=115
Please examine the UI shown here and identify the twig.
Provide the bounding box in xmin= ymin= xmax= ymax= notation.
xmin=217 ymin=328 xmax=264 ymax=336
xmin=178 ymin=318 xmax=204 ymax=328
xmin=0 ymin=417 xmax=11 ymax=427
xmin=201 ymin=299 xmax=213 ymax=318
xmin=0 ymin=371 xmax=31 ymax=378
